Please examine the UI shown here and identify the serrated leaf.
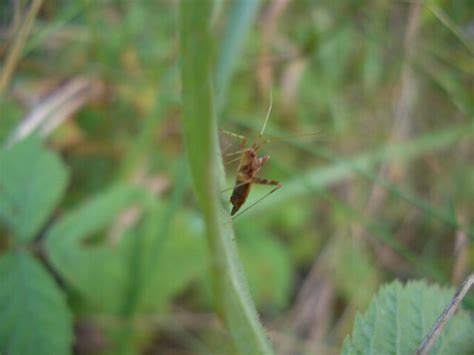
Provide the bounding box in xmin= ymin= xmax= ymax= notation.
xmin=343 ymin=280 xmax=474 ymax=355
xmin=0 ymin=251 xmax=73 ymax=355
xmin=45 ymin=184 xmax=144 ymax=312
xmin=0 ymin=137 xmax=68 ymax=242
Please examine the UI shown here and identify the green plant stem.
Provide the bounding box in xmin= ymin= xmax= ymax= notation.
xmin=416 ymin=273 xmax=474 ymax=355
xmin=179 ymin=1 xmax=273 ymax=353
xmin=0 ymin=0 xmax=43 ymax=96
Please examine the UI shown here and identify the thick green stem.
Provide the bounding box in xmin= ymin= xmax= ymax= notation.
xmin=179 ymin=1 xmax=273 ymax=354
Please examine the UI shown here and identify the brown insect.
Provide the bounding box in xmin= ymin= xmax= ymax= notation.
xmin=229 ymin=143 xmax=281 ymax=216
xmin=222 ymin=93 xmax=282 ymax=217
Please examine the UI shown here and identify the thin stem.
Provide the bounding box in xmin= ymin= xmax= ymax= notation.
xmin=0 ymin=0 xmax=43 ymax=96
xmin=416 ymin=273 xmax=474 ymax=355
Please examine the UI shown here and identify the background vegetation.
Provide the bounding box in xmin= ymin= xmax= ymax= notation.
xmin=0 ymin=0 xmax=473 ymax=354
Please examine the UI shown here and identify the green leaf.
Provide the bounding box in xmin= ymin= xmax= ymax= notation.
xmin=0 ymin=137 xmax=68 ymax=243
xmin=342 ymin=280 xmax=474 ymax=355
xmin=45 ymin=184 xmax=144 ymax=312
xmin=0 ymin=251 xmax=73 ymax=355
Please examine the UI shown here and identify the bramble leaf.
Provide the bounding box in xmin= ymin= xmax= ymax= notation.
xmin=0 ymin=251 xmax=73 ymax=355
xmin=342 ymin=280 xmax=474 ymax=355
xmin=0 ymin=137 xmax=68 ymax=243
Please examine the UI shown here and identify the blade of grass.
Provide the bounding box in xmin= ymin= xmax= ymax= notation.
xmin=215 ymin=0 xmax=260 ymax=113
xmin=428 ymin=4 xmax=474 ymax=56
xmin=179 ymin=1 xmax=273 ymax=354
xmin=23 ymin=0 xmax=101 ymax=56
xmin=0 ymin=0 xmax=43 ymax=96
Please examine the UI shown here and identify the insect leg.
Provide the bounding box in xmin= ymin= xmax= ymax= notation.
xmin=251 ymin=177 xmax=281 ymax=187
xmin=225 ymin=147 xmax=250 ymax=157
xmin=219 ymin=129 xmax=247 ymax=148
xmin=224 ymin=155 xmax=244 ymax=166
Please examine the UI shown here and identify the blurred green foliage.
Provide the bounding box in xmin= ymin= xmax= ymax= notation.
xmin=0 ymin=0 xmax=473 ymax=354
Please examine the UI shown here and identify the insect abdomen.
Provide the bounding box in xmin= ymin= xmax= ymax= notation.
xmin=230 ymin=181 xmax=251 ymax=215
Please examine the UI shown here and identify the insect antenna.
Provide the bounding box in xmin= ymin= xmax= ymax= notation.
xmin=258 ymin=131 xmax=322 ymax=146
xmin=259 ymin=89 xmax=273 ymax=138
xmin=251 ymin=89 xmax=273 ymax=153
